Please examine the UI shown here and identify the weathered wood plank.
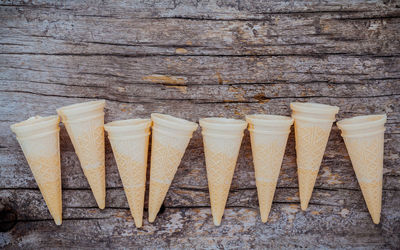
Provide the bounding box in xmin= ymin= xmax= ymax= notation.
xmin=1 ymin=186 xmax=399 ymax=220
xmin=1 ymin=7 xmax=399 ymax=56
xmin=1 ymin=0 xmax=399 ymax=19
xmin=1 ymin=0 xmax=400 ymax=57
xmin=1 ymin=204 xmax=399 ymax=249
xmin=2 ymin=54 xmax=399 ymax=85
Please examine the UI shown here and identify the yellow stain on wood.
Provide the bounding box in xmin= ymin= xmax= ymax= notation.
xmin=143 ymin=75 xmax=186 ymax=85
xmin=311 ymin=211 xmax=320 ymax=215
xmin=232 ymin=105 xmax=250 ymax=117
xmin=282 ymin=204 xmax=299 ymax=225
xmin=115 ymin=211 xmax=133 ymax=221
xmin=185 ymin=41 xmax=193 ymax=46
xmin=166 ymin=85 xmax=188 ymax=94
xmin=175 ymin=48 xmax=188 ymax=54
xmin=119 ymin=104 xmax=130 ymax=112
xmin=253 ymin=93 xmax=270 ymax=104
xmin=320 ymin=166 xmax=343 ymax=185
xmin=215 ymin=72 xmax=223 ymax=84
xmin=228 ymin=86 xmax=246 ymax=101
xmin=267 ymin=212 xmax=280 ymax=223
xmin=322 ymin=23 xmax=330 ymax=32
xmin=117 ymin=86 xmax=126 ymax=92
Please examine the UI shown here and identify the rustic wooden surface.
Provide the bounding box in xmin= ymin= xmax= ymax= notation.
xmin=1 ymin=0 xmax=400 ymax=248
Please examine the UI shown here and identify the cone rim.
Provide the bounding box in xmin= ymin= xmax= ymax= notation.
xmin=337 ymin=114 xmax=386 ymax=130
xmin=151 ymin=113 xmax=198 ymax=132
xmin=246 ymin=114 xmax=293 ymax=126
xmin=199 ymin=117 xmax=247 ymax=131
xmin=11 ymin=115 xmax=60 ymax=136
xmin=57 ymin=100 xmax=105 ymax=118
xmin=105 ymin=118 xmax=151 ymax=133
xmin=290 ymin=102 xmax=339 ymax=115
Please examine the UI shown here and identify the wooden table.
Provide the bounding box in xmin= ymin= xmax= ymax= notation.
xmin=1 ymin=1 xmax=399 ymax=248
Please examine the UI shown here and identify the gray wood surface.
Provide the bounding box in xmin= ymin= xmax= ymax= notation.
xmin=1 ymin=0 xmax=400 ymax=248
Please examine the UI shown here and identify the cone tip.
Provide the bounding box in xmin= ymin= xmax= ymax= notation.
xmin=372 ymin=215 xmax=380 ymax=224
xmin=132 ymin=212 xmax=143 ymax=228
xmin=213 ymin=217 xmax=221 ymax=226
xmin=148 ymin=214 xmax=156 ymax=223
xmin=300 ymin=202 xmax=308 ymax=211
xmin=261 ymin=213 xmax=269 ymax=223
xmin=135 ymin=220 xmax=143 ymax=228
xmin=54 ymin=218 xmax=62 ymax=226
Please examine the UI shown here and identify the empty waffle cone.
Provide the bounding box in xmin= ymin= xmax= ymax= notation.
xmin=105 ymin=119 xmax=151 ymax=228
xmin=290 ymin=102 xmax=339 ymax=210
xmin=337 ymin=114 xmax=386 ymax=224
xmin=200 ymin=118 xmax=247 ymax=226
xmin=148 ymin=114 xmax=198 ymax=222
xmin=57 ymin=100 xmax=106 ymax=209
xmin=11 ymin=115 xmax=62 ymax=225
xmin=246 ymin=115 xmax=293 ymax=222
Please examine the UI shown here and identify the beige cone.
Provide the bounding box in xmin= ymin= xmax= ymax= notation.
xmin=246 ymin=115 xmax=293 ymax=222
xmin=290 ymin=102 xmax=339 ymax=210
xmin=104 ymin=119 xmax=151 ymax=228
xmin=57 ymin=100 xmax=106 ymax=209
xmin=11 ymin=115 xmax=62 ymax=225
xmin=148 ymin=113 xmax=198 ymax=222
xmin=337 ymin=114 xmax=386 ymax=224
xmin=200 ymin=118 xmax=247 ymax=226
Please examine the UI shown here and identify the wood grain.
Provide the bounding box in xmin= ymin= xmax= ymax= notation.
xmin=0 ymin=0 xmax=399 ymax=248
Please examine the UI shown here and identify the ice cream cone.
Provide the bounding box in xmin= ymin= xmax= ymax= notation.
xmin=57 ymin=100 xmax=106 ymax=209
xmin=148 ymin=114 xmax=198 ymax=222
xmin=246 ymin=115 xmax=293 ymax=222
xmin=11 ymin=115 xmax=62 ymax=225
xmin=290 ymin=102 xmax=339 ymax=210
xmin=337 ymin=114 xmax=386 ymax=224
xmin=104 ymin=119 xmax=151 ymax=228
xmin=200 ymin=118 xmax=247 ymax=226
